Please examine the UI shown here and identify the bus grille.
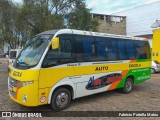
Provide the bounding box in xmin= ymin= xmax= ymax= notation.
xmin=9 ymin=77 xmax=19 ymax=87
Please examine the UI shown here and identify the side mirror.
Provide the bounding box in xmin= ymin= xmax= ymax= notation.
xmin=51 ymin=37 xmax=59 ymax=49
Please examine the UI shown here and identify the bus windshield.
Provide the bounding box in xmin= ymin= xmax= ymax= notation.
xmin=13 ymin=34 xmax=53 ymax=69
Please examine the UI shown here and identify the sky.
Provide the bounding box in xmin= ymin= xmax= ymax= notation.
xmin=86 ymin=0 xmax=160 ymax=14
xmin=13 ymin=0 xmax=160 ymax=14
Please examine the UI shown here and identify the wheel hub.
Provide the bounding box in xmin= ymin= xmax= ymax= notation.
xmin=56 ymin=92 xmax=69 ymax=108
xmin=126 ymin=81 xmax=132 ymax=91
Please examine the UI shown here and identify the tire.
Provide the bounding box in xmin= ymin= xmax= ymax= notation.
xmin=120 ymin=78 xmax=134 ymax=94
xmin=50 ymin=88 xmax=71 ymax=112
xmin=151 ymin=68 xmax=156 ymax=74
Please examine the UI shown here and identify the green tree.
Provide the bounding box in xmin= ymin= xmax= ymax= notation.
xmin=67 ymin=0 xmax=99 ymax=31
xmin=0 ymin=0 xmax=99 ymax=51
xmin=0 ymin=0 xmax=22 ymax=49
xmin=22 ymin=0 xmax=64 ymax=34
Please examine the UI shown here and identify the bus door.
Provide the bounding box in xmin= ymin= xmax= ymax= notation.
xmin=38 ymin=36 xmax=74 ymax=104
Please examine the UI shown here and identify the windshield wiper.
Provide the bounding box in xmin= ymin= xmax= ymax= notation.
xmin=18 ymin=62 xmax=29 ymax=68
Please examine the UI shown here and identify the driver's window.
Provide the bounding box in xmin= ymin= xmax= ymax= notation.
xmin=42 ymin=36 xmax=72 ymax=68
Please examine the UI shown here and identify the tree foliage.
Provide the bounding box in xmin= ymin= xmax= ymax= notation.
xmin=0 ymin=0 xmax=98 ymax=50
xmin=0 ymin=0 xmax=22 ymax=51
xmin=67 ymin=0 xmax=99 ymax=31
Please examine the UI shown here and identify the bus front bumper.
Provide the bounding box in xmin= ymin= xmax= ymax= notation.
xmin=8 ymin=77 xmax=39 ymax=106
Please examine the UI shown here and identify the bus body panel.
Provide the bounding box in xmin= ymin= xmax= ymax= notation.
xmin=9 ymin=67 xmax=40 ymax=81
xmin=39 ymin=60 xmax=151 ymax=104
xmin=47 ymin=78 xmax=76 ymax=104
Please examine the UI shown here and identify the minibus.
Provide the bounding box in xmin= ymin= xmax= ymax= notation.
xmin=8 ymin=29 xmax=151 ymax=111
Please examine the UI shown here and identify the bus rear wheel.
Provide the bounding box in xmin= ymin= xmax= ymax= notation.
xmin=120 ymin=78 xmax=134 ymax=94
xmin=50 ymin=88 xmax=71 ymax=111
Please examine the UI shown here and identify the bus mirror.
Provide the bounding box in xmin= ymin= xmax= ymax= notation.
xmin=51 ymin=37 xmax=59 ymax=49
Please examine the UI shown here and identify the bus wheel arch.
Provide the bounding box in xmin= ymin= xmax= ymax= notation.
xmin=52 ymin=85 xmax=74 ymax=99
xmin=127 ymin=75 xmax=134 ymax=83
xmin=49 ymin=85 xmax=74 ymax=111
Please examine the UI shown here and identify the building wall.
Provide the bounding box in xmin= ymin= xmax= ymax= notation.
xmin=92 ymin=14 xmax=126 ymax=35
xmin=113 ymin=1 xmax=160 ymax=36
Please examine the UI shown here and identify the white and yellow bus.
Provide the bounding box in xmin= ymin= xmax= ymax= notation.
xmin=8 ymin=29 xmax=151 ymax=111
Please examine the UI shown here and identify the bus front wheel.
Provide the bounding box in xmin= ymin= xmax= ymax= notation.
xmin=120 ymin=78 xmax=134 ymax=94
xmin=50 ymin=88 xmax=71 ymax=111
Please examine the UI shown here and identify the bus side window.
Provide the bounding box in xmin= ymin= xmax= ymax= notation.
xmin=60 ymin=39 xmax=72 ymax=58
xmin=107 ymin=39 xmax=118 ymax=61
xmin=73 ymin=35 xmax=85 ymax=62
xmin=144 ymin=42 xmax=151 ymax=59
xmin=117 ymin=39 xmax=126 ymax=60
xmin=83 ymin=36 xmax=93 ymax=60
xmin=73 ymin=35 xmax=95 ymax=62
xmin=94 ymin=37 xmax=107 ymax=61
xmin=126 ymin=40 xmax=136 ymax=59
xmin=135 ymin=41 xmax=148 ymax=59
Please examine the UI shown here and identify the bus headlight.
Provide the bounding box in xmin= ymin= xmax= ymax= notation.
xmin=20 ymin=81 xmax=34 ymax=88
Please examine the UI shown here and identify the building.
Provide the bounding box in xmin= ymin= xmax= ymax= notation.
xmin=92 ymin=13 xmax=126 ymax=35
xmin=112 ymin=1 xmax=160 ymax=41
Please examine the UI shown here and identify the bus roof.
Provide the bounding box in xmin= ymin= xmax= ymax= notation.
xmin=36 ymin=30 xmax=59 ymax=36
xmin=36 ymin=29 xmax=146 ymax=41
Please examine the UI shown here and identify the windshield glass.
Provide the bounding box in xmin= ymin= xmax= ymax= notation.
xmin=13 ymin=34 xmax=53 ymax=69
